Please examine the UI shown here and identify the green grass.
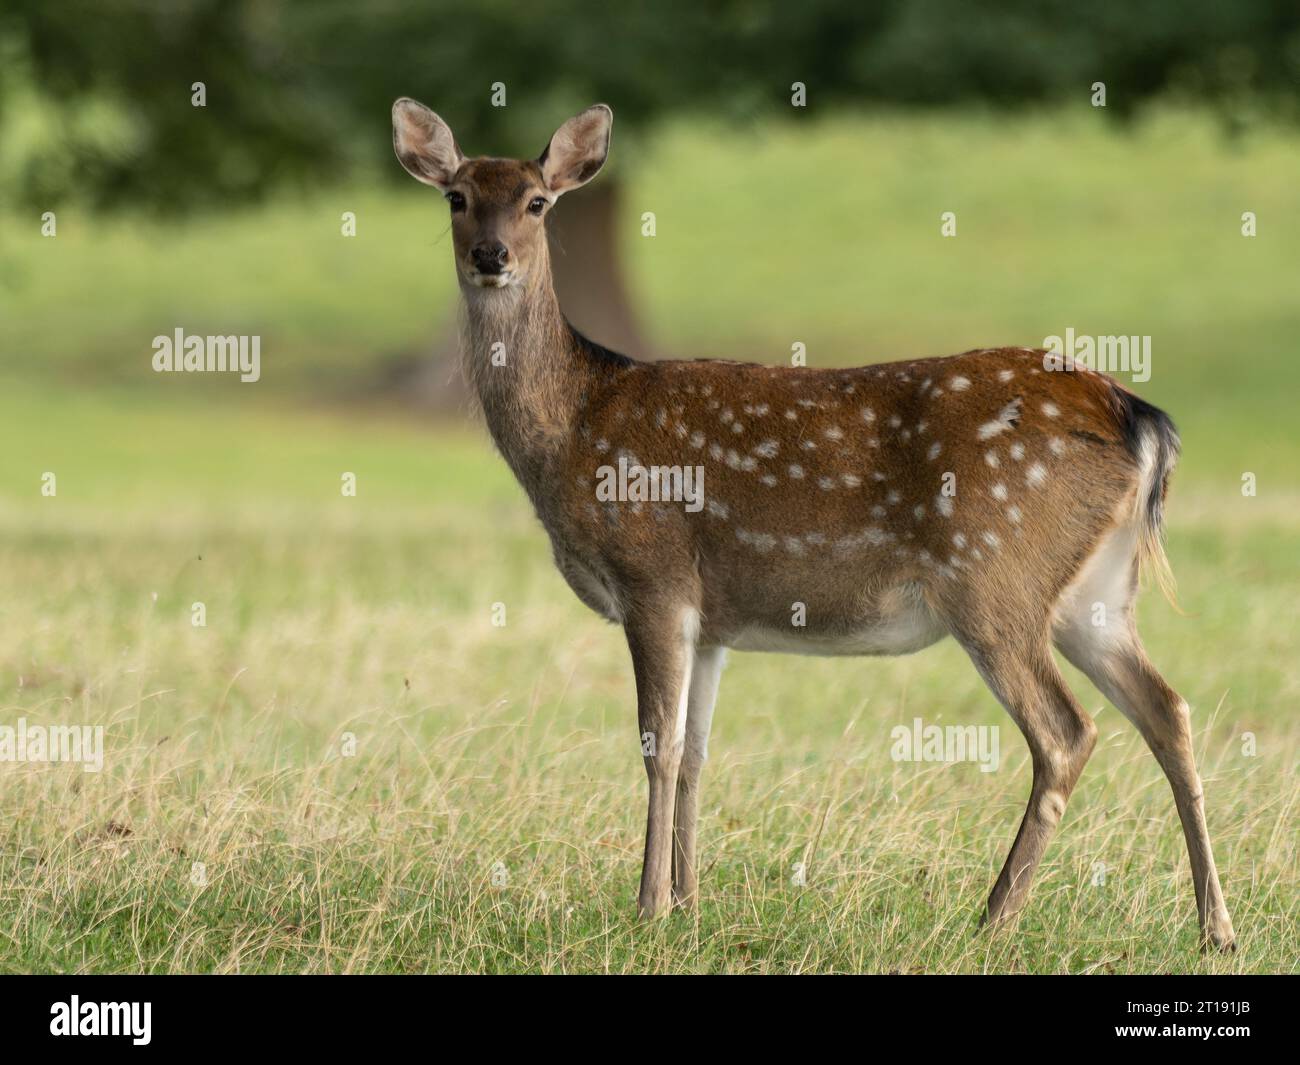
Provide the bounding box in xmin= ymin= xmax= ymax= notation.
xmin=1 ymin=108 xmax=1296 ymax=972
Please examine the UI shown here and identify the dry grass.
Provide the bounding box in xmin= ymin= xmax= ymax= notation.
xmin=2 ymin=484 xmax=1295 ymax=973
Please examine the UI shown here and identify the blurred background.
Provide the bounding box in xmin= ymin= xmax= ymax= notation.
xmin=3 ymin=1 xmax=1299 ymax=432
xmin=0 ymin=2 xmax=1297 ymax=971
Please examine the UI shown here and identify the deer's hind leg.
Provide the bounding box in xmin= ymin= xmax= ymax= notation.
xmin=1053 ymin=526 xmax=1235 ymax=950
xmin=956 ymin=629 xmax=1099 ymax=929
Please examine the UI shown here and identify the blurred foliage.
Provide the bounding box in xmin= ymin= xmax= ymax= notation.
xmin=1 ymin=0 xmax=1298 ymax=212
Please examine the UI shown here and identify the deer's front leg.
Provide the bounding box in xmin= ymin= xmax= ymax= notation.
xmin=626 ymin=605 xmax=698 ymax=920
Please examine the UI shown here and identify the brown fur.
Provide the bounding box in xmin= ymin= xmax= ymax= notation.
xmin=392 ymin=99 xmax=1235 ymax=949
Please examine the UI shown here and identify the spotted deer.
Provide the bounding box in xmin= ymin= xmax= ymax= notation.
xmin=392 ymin=98 xmax=1235 ymax=949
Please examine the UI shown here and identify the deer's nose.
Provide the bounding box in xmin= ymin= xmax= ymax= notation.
xmin=471 ymin=241 xmax=509 ymax=274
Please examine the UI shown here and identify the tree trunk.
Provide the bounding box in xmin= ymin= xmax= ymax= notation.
xmin=547 ymin=180 xmax=654 ymax=359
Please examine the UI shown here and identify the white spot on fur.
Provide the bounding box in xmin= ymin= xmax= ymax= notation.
xmin=982 ymin=531 xmax=1001 ymax=549
xmin=760 ymin=474 xmax=777 ymax=487
xmin=818 ymin=476 xmax=835 ymax=490
xmin=706 ymin=500 xmax=729 ymax=520
xmin=991 ymin=482 xmax=1008 ymax=501
xmin=860 ymin=407 xmax=875 ymax=423
xmin=997 ymin=369 xmax=1014 ymax=382
xmin=824 ymin=426 xmax=844 ymax=441
xmin=952 ymin=532 xmax=967 ymax=549
xmin=1006 ymin=505 xmax=1022 ymax=524
xmin=1042 ymin=401 xmax=1060 ymax=417
xmin=1010 ymin=442 xmax=1025 ymax=461
xmin=842 ymin=473 xmax=862 ymax=488
xmin=1026 ymin=462 xmax=1047 ymax=487
xmin=1049 ymin=436 xmax=1066 ymax=456
xmin=927 ymin=441 xmax=942 ymax=461
xmin=754 ymin=440 xmax=779 ymax=458
xmin=985 ymin=450 xmax=1000 ymax=468
xmin=913 ymin=504 xmax=925 ymax=519
xmin=936 ymin=495 xmax=954 ymax=517
xmin=689 ymin=431 xmax=705 ymax=449
xmin=736 ymin=529 xmax=776 ymax=552
xmin=949 ymin=376 xmax=971 ymax=391
xmin=788 ymin=464 xmax=804 ymax=479
xmin=976 ymin=398 xmax=1022 ymax=440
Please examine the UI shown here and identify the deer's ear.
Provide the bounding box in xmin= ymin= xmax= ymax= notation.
xmin=539 ymin=104 xmax=612 ymax=196
xmin=392 ymin=98 xmax=463 ymax=189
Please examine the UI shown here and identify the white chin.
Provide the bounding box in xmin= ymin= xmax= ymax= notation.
xmin=467 ymin=272 xmax=515 ymax=289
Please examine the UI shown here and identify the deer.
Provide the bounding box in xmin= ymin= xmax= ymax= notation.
xmin=391 ymin=98 xmax=1236 ymax=951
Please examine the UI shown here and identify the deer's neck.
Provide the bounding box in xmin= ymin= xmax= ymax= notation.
xmin=460 ymin=257 xmax=598 ymax=491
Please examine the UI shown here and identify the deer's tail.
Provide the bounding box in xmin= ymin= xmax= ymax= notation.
xmin=1106 ymin=381 xmax=1181 ymax=605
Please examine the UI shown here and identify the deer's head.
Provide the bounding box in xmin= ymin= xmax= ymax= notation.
xmin=392 ymin=99 xmax=612 ymax=291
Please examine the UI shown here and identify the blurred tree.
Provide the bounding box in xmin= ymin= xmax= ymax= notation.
xmin=3 ymin=0 xmax=1297 ymax=383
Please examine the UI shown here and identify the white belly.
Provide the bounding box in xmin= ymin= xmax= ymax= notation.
xmin=727 ymin=602 xmax=947 ymax=657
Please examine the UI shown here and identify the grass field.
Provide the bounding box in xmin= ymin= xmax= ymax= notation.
xmin=1 ymin=109 xmax=1296 ymax=972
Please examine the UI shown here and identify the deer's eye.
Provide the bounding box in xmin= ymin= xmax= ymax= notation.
xmin=445 ymin=191 xmax=466 ymax=212
xmin=527 ymin=196 xmax=548 ymax=216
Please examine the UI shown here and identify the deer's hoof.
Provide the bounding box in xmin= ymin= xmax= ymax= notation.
xmin=636 ymin=891 xmax=672 ymax=921
xmin=1201 ymin=911 xmax=1237 ymax=953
